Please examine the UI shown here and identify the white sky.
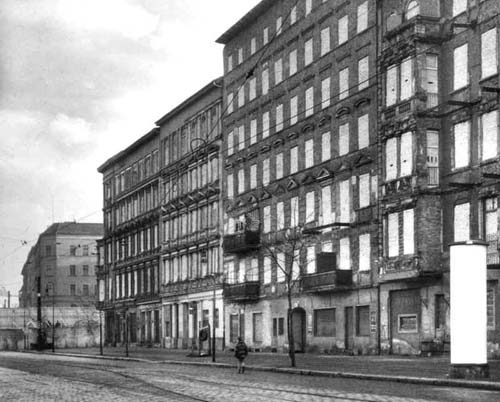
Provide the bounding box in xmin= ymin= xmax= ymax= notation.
xmin=0 ymin=0 xmax=261 ymax=297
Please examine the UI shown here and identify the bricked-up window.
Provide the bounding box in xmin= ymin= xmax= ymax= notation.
xmin=227 ymin=174 xmax=233 ymax=198
xmin=250 ymin=164 xmax=257 ymax=189
xmin=290 ymin=197 xmax=299 ymax=227
xmin=358 ymin=56 xmax=369 ymax=91
xmin=227 ymin=93 xmax=234 ymax=114
xmin=227 ymin=54 xmax=233 ymax=72
xmin=453 ymin=0 xmax=467 ymax=17
xmin=290 ymin=5 xmax=297 ymax=24
xmin=249 ymin=77 xmax=256 ymax=101
xmin=305 ymin=139 xmax=314 ymax=168
xmin=250 ymin=119 xmax=257 ymax=144
xmin=237 ymin=169 xmax=245 ymax=194
xmin=276 ymin=104 xmax=284 ymax=132
xmin=263 ymin=206 xmax=271 ymax=233
xmin=306 ymin=191 xmax=315 ymax=222
xmin=403 ymin=209 xmax=415 ymax=255
xmin=481 ymin=110 xmax=498 ymax=160
xmin=359 ymin=233 xmax=371 ymax=271
xmin=290 ymin=95 xmax=298 ymax=125
xmin=275 ymin=58 xmax=283 ymax=85
xmin=356 ymin=305 xmax=370 ymax=336
xmin=305 ymin=38 xmax=313 ymax=66
xmin=276 ymin=153 xmax=284 ymax=179
xmin=339 ymin=122 xmax=349 ymax=156
xmin=453 ymin=44 xmax=468 ymax=90
xmin=487 ymin=284 xmax=495 ymax=329
xmin=237 ymin=124 xmax=245 ymax=150
xmin=262 ymin=111 xmax=270 ymax=138
xmin=290 ymin=146 xmax=298 ymax=174
xmin=289 ymin=49 xmax=297 ymax=76
xmin=339 ymin=179 xmax=351 ymax=223
xmin=321 ymin=77 xmax=330 ymax=109
xmin=339 ymin=67 xmax=349 ymax=100
xmin=238 ymin=48 xmax=243 ymax=64
xmin=454 ymin=202 xmax=470 ymax=241
xmin=321 ymin=27 xmax=330 ymax=56
xmin=321 ymin=185 xmax=333 ymax=225
xmin=387 ymin=212 xmax=399 ymax=257
xmin=357 ymin=1 xmax=368 ymax=33
xmin=277 ymin=201 xmax=285 ymax=230
xmin=306 ymin=246 xmax=315 ymax=274
xmin=453 ymin=120 xmax=470 ymax=169
xmin=276 ymin=16 xmax=283 ymax=35
xmin=482 ymin=28 xmax=497 ymax=79
xmin=322 ymin=132 xmax=331 ymax=162
xmin=262 ymin=158 xmax=270 ymax=185
xmin=314 ymin=308 xmax=336 ymax=337
xmin=262 ymin=68 xmax=269 ymax=95
xmin=359 ymin=173 xmax=370 ymax=208
xmin=358 ymin=114 xmax=369 ymax=149
xmin=338 ymin=15 xmax=348 ymax=45
xmin=263 ymin=26 xmax=269 ymax=45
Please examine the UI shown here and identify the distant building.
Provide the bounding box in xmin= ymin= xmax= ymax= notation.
xmin=0 ymin=287 xmax=18 ymax=308
xmin=19 ymin=222 xmax=103 ymax=308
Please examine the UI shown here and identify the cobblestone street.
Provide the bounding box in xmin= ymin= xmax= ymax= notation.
xmin=1 ymin=352 xmax=500 ymax=401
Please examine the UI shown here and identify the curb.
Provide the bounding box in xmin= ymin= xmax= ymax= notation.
xmin=19 ymin=351 xmax=500 ymax=391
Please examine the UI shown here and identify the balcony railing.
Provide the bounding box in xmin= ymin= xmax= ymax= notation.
xmin=223 ymin=281 xmax=260 ymax=302
xmin=302 ymin=270 xmax=352 ymax=293
xmin=223 ymin=230 xmax=260 ymax=254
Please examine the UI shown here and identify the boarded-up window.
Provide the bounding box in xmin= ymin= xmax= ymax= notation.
xmin=227 ymin=174 xmax=233 ymax=198
xmin=357 ymin=2 xmax=368 ymax=33
xmin=276 ymin=104 xmax=284 ymax=132
xmin=290 ymin=146 xmax=298 ymax=174
xmin=339 ymin=122 xmax=349 ymax=155
xmin=358 ymin=56 xmax=369 ymax=90
xmin=321 ymin=77 xmax=331 ymax=109
xmin=403 ymin=208 xmax=414 ymax=255
xmin=305 ymin=86 xmax=314 ymax=116
xmin=262 ymin=158 xmax=270 ymax=185
xmin=262 ymin=69 xmax=269 ymax=95
xmin=263 ymin=256 xmax=271 ymax=284
xmin=454 ymin=202 xmax=470 ymax=241
xmin=400 ymin=58 xmax=413 ymax=100
xmin=262 ymin=111 xmax=270 ymax=138
xmin=250 ymin=164 xmax=257 ymax=189
xmin=321 ymin=185 xmax=333 ymax=224
xmin=386 ymin=65 xmax=398 ymax=106
xmin=237 ymin=169 xmax=245 ymax=194
xmin=359 ymin=234 xmax=370 ymax=272
xmin=453 ymin=44 xmax=468 ymax=90
xmin=400 ymin=132 xmax=413 ymax=176
xmin=314 ymin=308 xmax=336 ymax=337
xmin=276 ymin=153 xmax=283 ymax=179
xmin=305 ymin=139 xmax=314 ymax=168
xmin=290 ymin=96 xmax=298 ymax=125
xmin=387 ymin=212 xmax=399 ymax=257
xmin=338 ymin=15 xmax=348 ymax=44
xmin=249 ymin=77 xmax=256 ymax=101
xmin=289 ymin=49 xmax=297 ymax=76
xmin=290 ymin=196 xmax=299 ymax=227
xmin=321 ymin=27 xmax=330 ymax=56
xmin=453 ymin=120 xmax=470 ymax=168
xmin=340 ymin=179 xmax=350 ymax=223
xmin=423 ymin=54 xmax=438 ymax=107
xmin=481 ymin=110 xmax=498 ymax=160
xmin=305 ymin=38 xmax=313 ymax=66
xmin=277 ymin=201 xmax=284 ymax=230
xmin=359 ymin=173 xmax=370 ymax=208
xmin=339 ymin=237 xmax=350 ymax=270
xmin=263 ymin=206 xmax=271 ymax=233
xmin=385 ymin=137 xmax=398 ymax=180
xmin=306 ymin=191 xmax=315 ymax=222
xmin=250 ymin=119 xmax=257 ymax=144
xmin=306 ymin=246 xmax=316 ymax=274
xmin=358 ymin=114 xmax=369 ymax=149
xmin=482 ymin=28 xmax=497 ymax=78
xmin=322 ymin=131 xmax=331 ymax=162
xmin=275 ymin=58 xmax=283 ymax=84
xmin=339 ymin=67 xmax=349 ymax=99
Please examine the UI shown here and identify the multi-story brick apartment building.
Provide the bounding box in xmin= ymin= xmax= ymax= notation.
xmin=157 ymin=79 xmax=223 ymax=351
xmin=217 ymin=0 xmax=380 ymax=353
xmin=377 ymin=0 xmax=500 ymax=355
xmin=19 ymin=222 xmax=103 ymax=308
xmin=97 ymin=130 xmax=162 ymax=346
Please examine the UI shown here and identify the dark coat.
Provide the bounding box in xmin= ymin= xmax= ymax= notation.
xmin=234 ymin=341 xmax=248 ymax=360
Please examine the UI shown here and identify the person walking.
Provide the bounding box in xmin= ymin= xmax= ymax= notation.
xmin=234 ymin=337 xmax=248 ymax=374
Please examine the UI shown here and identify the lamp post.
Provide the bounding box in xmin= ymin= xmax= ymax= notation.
xmin=99 ymin=309 xmax=103 ymax=356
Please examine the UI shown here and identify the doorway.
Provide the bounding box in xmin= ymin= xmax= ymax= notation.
xmin=291 ymin=308 xmax=306 ymax=352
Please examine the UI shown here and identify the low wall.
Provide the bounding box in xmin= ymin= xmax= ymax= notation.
xmin=0 ymin=329 xmax=23 ymax=350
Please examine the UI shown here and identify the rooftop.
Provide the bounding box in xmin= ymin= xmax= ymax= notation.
xmin=41 ymin=222 xmax=104 ymax=237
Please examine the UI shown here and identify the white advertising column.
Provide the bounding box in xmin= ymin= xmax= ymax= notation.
xmin=449 ymin=240 xmax=489 ymax=379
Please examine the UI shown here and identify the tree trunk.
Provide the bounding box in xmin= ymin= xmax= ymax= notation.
xmin=287 ymin=288 xmax=296 ymax=367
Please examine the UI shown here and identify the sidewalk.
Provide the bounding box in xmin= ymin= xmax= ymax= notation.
xmin=26 ymin=346 xmax=500 ymax=391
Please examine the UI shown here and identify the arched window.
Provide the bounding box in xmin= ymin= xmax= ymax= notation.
xmin=406 ymin=1 xmax=420 ymax=20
